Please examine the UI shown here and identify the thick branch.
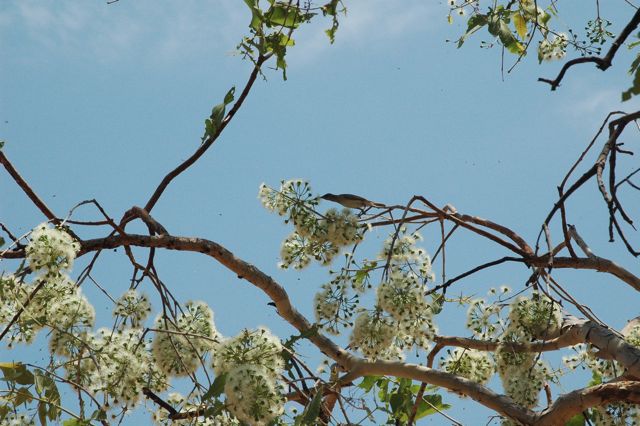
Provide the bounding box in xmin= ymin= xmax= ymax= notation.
xmin=535 ymin=381 xmax=640 ymax=425
xmin=341 ymin=360 xmax=536 ymax=425
xmin=529 ymin=255 xmax=640 ymax=292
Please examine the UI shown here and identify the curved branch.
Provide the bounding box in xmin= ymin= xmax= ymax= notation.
xmin=538 ymin=7 xmax=640 ymax=90
xmin=142 ymin=55 xmax=269 ymax=214
xmin=340 ymin=360 xmax=537 ymax=425
xmin=530 ymin=255 xmax=640 ymax=292
xmin=535 ymin=381 xmax=640 ymax=425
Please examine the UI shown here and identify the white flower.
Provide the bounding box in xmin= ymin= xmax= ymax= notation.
xmin=114 ymin=289 xmax=152 ymax=329
xmin=441 ymin=348 xmax=495 ymax=385
xmin=26 ymin=222 xmax=79 ymax=274
xmin=214 ymin=327 xmax=284 ymax=378
xmin=224 ymin=364 xmax=285 ymax=426
xmin=508 ymin=292 xmax=562 ymax=339
xmin=85 ymin=328 xmax=167 ymax=406
xmin=152 ymin=301 xmax=219 ymax=376
xmin=349 ymin=311 xmax=397 ymax=360
xmin=538 ymin=33 xmax=568 ymax=62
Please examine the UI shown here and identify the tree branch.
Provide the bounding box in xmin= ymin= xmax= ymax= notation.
xmin=538 ymin=7 xmax=640 ymax=90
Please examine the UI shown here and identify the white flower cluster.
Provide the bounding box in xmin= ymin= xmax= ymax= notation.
xmin=25 ymin=222 xmax=80 ymax=275
xmin=152 ymin=301 xmax=219 ymax=376
xmin=379 ymin=230 xmax=435 ymax=281
xmin=259 ymin=181 xmax=363 ymax=269
xmin=313 ymin=283 xmax=344 ymax=335
xmin=466 ymin=298 xmax=503 ymax=340
xmin=349 ymin=311 xmax=398 ymax=360
xmin=508 ymin=292 xmax=562 ymax=339
xmin=224 ymin=364 xmax=285 ymax=426
xmin=214 ymin=327 xmax=285 ymax=426
xmin=538 ymin=33 xmax=568 ymax=61
xmin=113 ymin=289 xmax=152 ymax=329
xmin=496 ymin=338 xmax=550 ymax=409
xmin=0 ymin=225 xmax=93 ymax=348
xmin=84 ymin=328 xmax=167 ymax=406
xmin=493 ymin=293 xmax=561 ymax=410
xmin=151 ymin=392 xmax=241 ymax=425
xmin=377 ymin=270 xmax=436 ymax=349
xmin=440 ymin=348 xmax=495 ymax=385
xmin=0 ymin=413 xmax=36 ymax=426
xmin=0 ymin=273 xmax=95 ymax=349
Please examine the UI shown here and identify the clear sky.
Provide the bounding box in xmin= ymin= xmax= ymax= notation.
xmin=1 ymin=1 xmax=640 ymax=424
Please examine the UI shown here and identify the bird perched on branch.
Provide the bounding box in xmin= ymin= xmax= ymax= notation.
xmin=320 ymin=193 xmax=385 ymax=209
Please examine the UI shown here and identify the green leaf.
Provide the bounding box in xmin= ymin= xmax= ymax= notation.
xmin=0 ymin=140 xmax=4 ymax=150
xmin=297 ymin=386 xmax=323 ymax=425
xmin=243 ymin=0 xmax=263 ymax=32
xmin=202 ymin=87 xmax=236 ymax=142
xmin=588 ymin=371 xmax=602 ymax=386
xmin=223 ymin=87 xmax=236 ymax=105
xmin=513 ymin=13 xmax=527 ymax=39
xmin=13 ymin=387 xmax=33 ymax=406
xmin=0 ymin=363 xmax=34 ymax=386
xmin=458 ymin=14 xmax=488 ymax=47
xmin=202 ymin=373 xmax=227 ymax=401
xmin=358 ymin=376 xmax=380 ymax=392
xmin=488 ymin=17 xmax=524 ymax=54
xmin=622 ymin=53 xmax=640 ymax=101
xmin=415 ymin=394 xmax=450 ymax=420
xmin=565 ymin=413 xmax=586 ymax=426
xmin=266 ymin=4 xmax=313 ymax=29
xmin=0 ymin=237 xmax=4 ymax=247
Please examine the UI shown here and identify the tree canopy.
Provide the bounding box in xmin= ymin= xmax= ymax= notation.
xmin=2 ymin=1 xmax=640 ymax=425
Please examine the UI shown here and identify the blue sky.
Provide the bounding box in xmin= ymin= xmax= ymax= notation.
xmin=1 ymin=1 xmax=640 ymax=424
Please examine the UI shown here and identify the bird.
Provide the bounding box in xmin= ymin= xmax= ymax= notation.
xmin=320 ymin=193 xmax=385 ymax=209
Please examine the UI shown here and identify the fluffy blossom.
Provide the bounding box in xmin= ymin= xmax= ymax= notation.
xmin=224 ymin=365 xmax=285 ymax=426
xmin=214 ymin=327 xmax=284 ymax=378
xmin=466 ymin=298 xmax=503 ymax=339
xmin=152 ymin=301 xmax=219 ymax=376
xmin=508 ymin=292 xmax=562 ymax=339
xmin=25 ymin=222 xmax=79 ymax=274
xmin=313 ymin=283 xmax=343 ymax=334
xmin=113 ymin=289 xmax=152 ymax=329
xmin=441 ymin=348 xmax=495 ymax=385
xmin=349 ymin=311 xmax=397 ymax=360
xmin=496 ymin=332 xmax=550 ymax=409
xmin=259 ymin=181 xmax=363 ymax=269
xmin=538 ymin=33 xmax=568 ymax=61
xmin=379 ymin=230 xmax=435 ymax=281
xmin=377 ymin=270 xmax=436 ymax=349
xmin=83 ymin=328 xmax=167 ymax=406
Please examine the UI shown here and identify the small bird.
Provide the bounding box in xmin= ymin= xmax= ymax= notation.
xmin=320 ymin=193 xmax=385 ymax=209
